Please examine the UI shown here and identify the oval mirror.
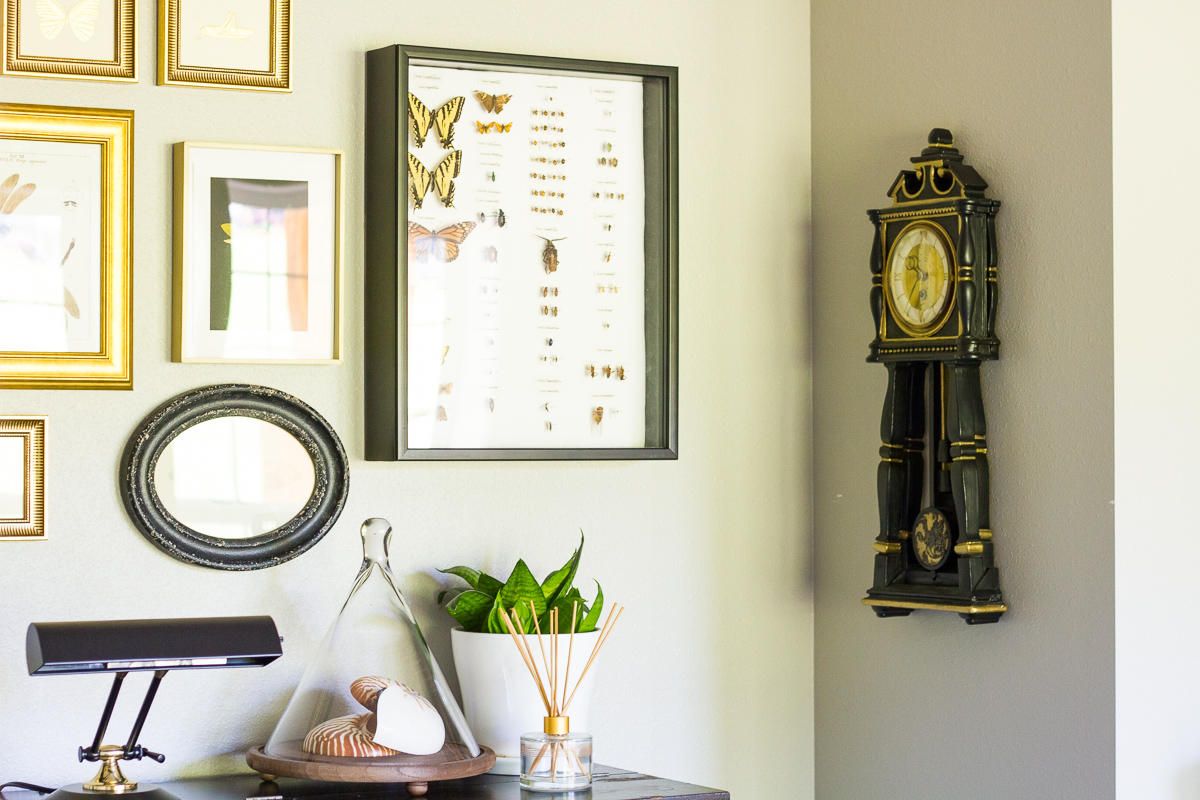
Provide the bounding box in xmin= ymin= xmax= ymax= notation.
xmin=121 ymin=385 xmax=349 ymax=570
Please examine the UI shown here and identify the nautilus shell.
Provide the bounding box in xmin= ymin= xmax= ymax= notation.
xmin=302 ymin=712 xmax=400 ymax=758
xmin=303 ymin=676 xmax=445 ymax=758
xmin=350 ymin=675 xmax=403 ymax=713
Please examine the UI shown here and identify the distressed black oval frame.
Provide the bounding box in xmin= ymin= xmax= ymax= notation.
xmin=120 ymin=384 xmax=349 ymax=571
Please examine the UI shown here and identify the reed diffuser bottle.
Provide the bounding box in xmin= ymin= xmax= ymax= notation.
xmin=499 ymin=599 xmax=623 ymax=792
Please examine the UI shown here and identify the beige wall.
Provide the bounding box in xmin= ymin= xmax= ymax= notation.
xmin=811 ymin=1 xmax=1113 ymax=797
xmin=0 ymin=1 xmax=813 ymax=796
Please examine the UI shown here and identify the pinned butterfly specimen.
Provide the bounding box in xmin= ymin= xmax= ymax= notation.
xmin=494 ymin=122 xmax=512 ymax=133
xmin=407 ymin=150 xmax=462 ymax=209
xmin=476 ymin=121 xmax=491 ymax=134
xmin=439 ymin=383 xmax=453 ymax=395
xmin=437 ymin=406 xmax=448 ymax=422
xmin=475 ymin=91 xmax=512 ymax=114
xmin=593 ymin=407 xmax=604 ymax=425
xmin=408 ymin=94 xmax=466 ymax=149
xmin=37 ymin=0 xmax=99 ymax=41
xmin=407 ymin=220 xmax=476 ymax=263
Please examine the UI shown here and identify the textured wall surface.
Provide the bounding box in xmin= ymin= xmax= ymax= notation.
xmin=1113 ymin=3 xmax=1200 ymax=798
xmin=0 ymin=2 xmax=813 ymax=796
xmin=810 ymin=1 xmax=1114 ymax=797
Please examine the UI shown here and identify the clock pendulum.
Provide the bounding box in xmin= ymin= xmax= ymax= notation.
xmin=862 ymin=129 xmax=1006 ymax=625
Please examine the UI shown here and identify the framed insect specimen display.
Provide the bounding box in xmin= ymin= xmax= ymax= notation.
xmin=365 ymin=44 xmax=678 ymax=460
xmin=2 ymin=0 xmax=136 ymax=81
xmin=0 ymin=416 xmax=45 ymax=539
xmin=0 ymin=103 xmax=132 ymax=389
xmin=158 ymin=0 xmax=289 ymax=91
xmin=172 ymin=142 xmax=344 ymax=363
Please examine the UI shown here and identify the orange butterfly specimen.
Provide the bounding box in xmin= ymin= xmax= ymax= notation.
xmin=475 ymin=91 xmax=512 ymax=114
xmin=494 ymin=122 xmax=512 ymax=133
xmin=408 ymin=221 xmax=477 ymax=263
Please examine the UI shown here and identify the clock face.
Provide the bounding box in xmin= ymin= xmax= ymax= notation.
xmin=886 ymin=222 xmax=954 ymax=335
xmin=912 ymin=507 xmax=952 ymax=570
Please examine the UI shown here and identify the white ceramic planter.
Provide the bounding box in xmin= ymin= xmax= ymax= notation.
xmin=452 ymin=627 xmax=599 ymax=774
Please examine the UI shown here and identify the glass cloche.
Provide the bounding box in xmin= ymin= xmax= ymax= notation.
xmin=247 ymin=519 xmax=494 ymax=794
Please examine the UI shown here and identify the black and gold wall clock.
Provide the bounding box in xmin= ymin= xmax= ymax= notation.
xmin=862 ymin=129 xmax=1005 ymax=625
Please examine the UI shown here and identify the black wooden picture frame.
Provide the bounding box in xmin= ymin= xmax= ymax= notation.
xmin=364 ymin=44 xmax=678 ymax=461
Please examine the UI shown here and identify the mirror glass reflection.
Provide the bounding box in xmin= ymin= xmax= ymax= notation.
xmin=0 ymin=436 xmax=25 ymax=519
xmin=154 ymin=416 xmax=315 ymax=539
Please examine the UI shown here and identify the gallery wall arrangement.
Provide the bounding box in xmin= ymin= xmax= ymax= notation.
xmin=0 ymin=1 xmax=708 ymax=795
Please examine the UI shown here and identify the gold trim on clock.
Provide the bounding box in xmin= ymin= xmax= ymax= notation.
xmin=861 ymin=598 xmax=1007 ymax=615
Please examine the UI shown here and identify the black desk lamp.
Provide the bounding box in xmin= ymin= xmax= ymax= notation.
xmin=27 ymin=617 xmax=282 ymax=800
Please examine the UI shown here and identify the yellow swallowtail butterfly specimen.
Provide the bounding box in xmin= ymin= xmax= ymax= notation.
xmin=474 ymin=91 xmax=512 ymax=114
xmin=407 ymin=151 xmax=462 ymax=209
xmin=408 ymin=93 xmax=466 ymax=149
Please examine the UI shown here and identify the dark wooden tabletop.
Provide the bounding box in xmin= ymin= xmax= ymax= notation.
xmin=158 ymin=766 xmax=729 ymax=800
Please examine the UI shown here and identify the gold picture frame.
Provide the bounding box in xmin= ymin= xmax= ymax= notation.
xmin=0 ymin=417 xmax=46 ymax=540
xmin=0 ymin=103 xmax=133 ymax=390
xmin=173 ymin=142 xmax=344 ymax=363
xmin=2 ymin=0 xmax=136 ymax=82
xmin=158 ymin=0 xmax=289 ymax=91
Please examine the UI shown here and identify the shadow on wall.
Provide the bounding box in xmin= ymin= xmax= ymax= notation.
xmin=1175 ymin=762 xmax=1200 ymax=800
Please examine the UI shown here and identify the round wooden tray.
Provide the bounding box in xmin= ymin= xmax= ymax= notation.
xmin=246 ymin=741 xmax=496 ymax=796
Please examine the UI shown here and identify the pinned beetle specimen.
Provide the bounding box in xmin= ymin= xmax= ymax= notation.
xmin=537 ymin=235 xmax=565 ymax=274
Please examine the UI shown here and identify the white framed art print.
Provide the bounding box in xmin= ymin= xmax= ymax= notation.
xmin=173 ymin=142 xmax=343 ymax=363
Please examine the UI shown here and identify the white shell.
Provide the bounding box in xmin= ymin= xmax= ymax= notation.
xmin=371 ymin=684 xmax=446 ymax=755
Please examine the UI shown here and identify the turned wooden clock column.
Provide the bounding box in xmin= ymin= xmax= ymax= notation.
xmin=862 ymin=129 xmax=1006 ymax=625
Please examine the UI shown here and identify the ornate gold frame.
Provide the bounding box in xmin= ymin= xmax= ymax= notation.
xmin=2 ymin=0 xmax=136 ymax=81
xmin=172 ymin=141 xmax=344 ymax=363
xmin=0 ymin=416 xmax=46 ymax=540
xmin=158 ymin=0 xmax=290 ymax=91
xmin=0 ymin=104 xmax=134 ymax=390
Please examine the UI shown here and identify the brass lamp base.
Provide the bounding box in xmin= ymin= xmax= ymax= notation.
xmin=47 ymin=787 xmax=179 ymax=800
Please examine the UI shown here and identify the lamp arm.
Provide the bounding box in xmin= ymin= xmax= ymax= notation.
xmin=81 ymin=672 xmax=127 ymax=761
xmin=123 ymin=670 xmax=168 ymax=761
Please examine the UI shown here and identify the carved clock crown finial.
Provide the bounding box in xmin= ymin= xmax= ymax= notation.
xmin=918 ymin=127 xmax=961 ymax=160
xmin=928 ymin=128 xmax=953 ymax=146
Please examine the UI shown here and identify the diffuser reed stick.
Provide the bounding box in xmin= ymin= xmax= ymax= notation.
xmin=499 ymin=597 xmax=623 ymax=786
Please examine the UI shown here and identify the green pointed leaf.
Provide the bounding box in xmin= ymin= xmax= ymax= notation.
xmin=498 ymin=559 xmax=547 ymax=621
xmin=579 ymin=581 xmax=604 ymax=632
xmin=488 ymin=595 xmax=537 ymax=635
xmin=540 ymin=586 xmax=590 ymax=632
xmin=438 ymin=566 xmax=504 ymax=598
xmin=541 ymin=534 xmax=584 ymax=605
xmin=446 ymin=589 xmax=495 ymax=632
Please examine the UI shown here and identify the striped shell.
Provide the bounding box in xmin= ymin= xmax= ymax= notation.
xmin=302 ymin=713 xmax=400 ymax=758
xmin=350 ymin=675 xmax=404 ymax=712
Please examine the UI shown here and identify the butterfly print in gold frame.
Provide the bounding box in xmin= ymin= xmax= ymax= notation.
xmin=409 ymin=93 xmax=465 ymax=148
xmin=3 ymin=0 xmax=136 ymax=81
xmin=407 ymin=150 xmax=462 ymax=209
